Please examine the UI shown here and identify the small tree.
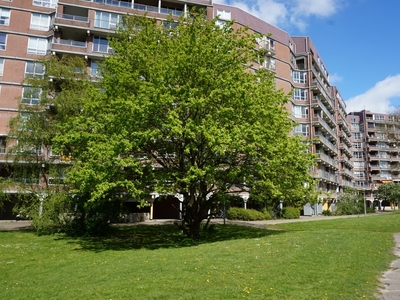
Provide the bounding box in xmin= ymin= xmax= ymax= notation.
xmin=376 ymin=183 xmax=400 ymax=209
xmin=335 ymin=188 xmax=364 ymax=215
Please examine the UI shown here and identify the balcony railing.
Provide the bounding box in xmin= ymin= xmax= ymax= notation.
xmin=80 ymin=0 xmax=184 ymax=16
xmin=56 ymin=13 xmax=89 ymax=23
xmin=314 ymin=132 xmax=337 ymax=153
xmin=52 ymin=38 xmax=87 ymax=48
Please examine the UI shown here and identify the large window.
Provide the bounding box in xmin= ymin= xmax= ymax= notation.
xmin=353 ymin=151 xmax=365 ymax=158
xmin=22 ymin=87 xmax=41 ymax=105
xmin=25 ymin=61 xmax=44 ymax=78
xmin=0 ymin=33 xmax=7 ymax=50
xmin=30 ymin=13 xmax=51 ymax=31
xmin=352 ymin=142 xmax=364 ymax=149
xmin=351 ymin=122 xmax=359 ymax=130
xmin=0 ymin=8 xmax=10 ymax=26
xmin=33 ymin=0 xmax=58 ymax=8
xmin=292 ymin=105 xmax=308 ymax=118
xmin=217 ymin=9 xmax=231 ymax=20
xmin=27 ymin=37 xmax=49 ymax=55
xmin=354 ymin=171 xmax=365 ymax=178
xmin=352 ymin=132 xmax=363 ymax=139
xmin=374 ymin=114 xmax=385 ymax=121
xmin=93 ymin=36 xmax=113 ymax=53
xmin=293 ymin=88 xmax=307 ymax=101
xmin=94 ymin=11 xmax=122 ymax=29
xmin=90 ymin=61 xmax=101 ymax=77
xmin=353 ymin=161 xmax=365 ymax=168
xmin=292 ymin=71 xmax=306 ymax=83
xmin=293 ymin=123 xmax=309 ymax=136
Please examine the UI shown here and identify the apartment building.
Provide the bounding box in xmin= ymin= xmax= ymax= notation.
xmin=348 ymin=110 xmax=400 ymax=208
xmin=0 ymin=0 xmax=353 ymax=218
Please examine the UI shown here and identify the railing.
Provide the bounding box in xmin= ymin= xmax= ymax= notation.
xmin=56 ymin=13 xmax=89 ymax=23
xmin=52 ymin=38 xmax=87 ymax=48
xmin=314 ymin=132 xmax=337 ymax=153
xmin=316 ymin=151 xmax=338 ymax=168
xmin=81 ymin=0 xmax=184 ymax=16
xmin=313 ymin=114 xmax=336 ymax=137
xmin=312 ymin=96 xmax=335 ymax=125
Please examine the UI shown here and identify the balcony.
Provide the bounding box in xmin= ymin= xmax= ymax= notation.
xmin=313 ymin=115 xmax=336 ymax=138
xmin=316 ymin=151 xmax=338 ymax=170
xmin=55 ymin=13 xmax=90 ymax=28
xmin=51 ymin=38 xmax=88 ymax=54
xmin=340 ymin=168 xmax=354 ymax=178
xmin=339 ymin=143 xmax=352 ymax=157
xmin=311 ymin=80 xmax=334 ymax=113
xmin=314 ymin=169 xmax=339 ymax=184
xmin=314 ymin=132 xmax=337 ymax=155
xmin=79 ymin=0 xmax=185 ymax=17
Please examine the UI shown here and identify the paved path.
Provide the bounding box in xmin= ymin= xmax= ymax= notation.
xmin=1 ymin=215 xmax=399 ymax=299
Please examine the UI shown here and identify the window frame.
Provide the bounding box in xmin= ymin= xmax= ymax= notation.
xmin=0 ymin=8 xmax=10 ymax=26
xmin=21 ymin=86 xmax=42 ymax=105
xmin=27 ymin=37 xmax=49 ymax=55
xmin=30 ymin=13 xmax=51 ymax=31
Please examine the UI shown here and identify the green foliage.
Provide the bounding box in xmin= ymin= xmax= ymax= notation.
xmin=376 ymin=182 xmax=400 ymax=204
xmin=8 ymin=13 xmax=315 ymax=238
xmin=335 ymin=188 xmax=364 ymax=215
xmin=281 ymin=206 xmax=300 ymax=219
xmin=322 ymin=209 xmax=332 ymax=216
xmin=227 ymin=207 xmax=269 ymax=221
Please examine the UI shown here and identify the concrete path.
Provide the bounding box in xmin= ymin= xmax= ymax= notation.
xmin=377 ymin=233 xmax=400 ymax=300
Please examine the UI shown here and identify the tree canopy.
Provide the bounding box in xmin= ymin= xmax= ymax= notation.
xmin=5 ymin=13 xmax=316 ymax=238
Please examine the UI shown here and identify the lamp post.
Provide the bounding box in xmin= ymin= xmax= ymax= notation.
xmin=363 ymin=188 xmax=366 ymax=216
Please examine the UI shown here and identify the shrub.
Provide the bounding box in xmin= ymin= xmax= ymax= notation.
xmin=227 ymin=207 xmax=267 ymax=221
xmin=322 ymin=209 xmax=332 ymax=216
xmin=281 ymin=207 xmax=300 ymax=219
xmin=335 ymin=200 xmax=364 ymax=216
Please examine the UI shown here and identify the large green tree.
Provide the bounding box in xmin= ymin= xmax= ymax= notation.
xmin=53 ymin=13 xmax=316 ymax=238
xmin=376 ymin=182 xmax=400 ymax=208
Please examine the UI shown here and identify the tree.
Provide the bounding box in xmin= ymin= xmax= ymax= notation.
xmin=3 ymin=55 xmax=101 ymax=233
xmin=53 ymin=13 xmax=316 ymax=238
xmin=335 ymin=188 xmax=364 ymax=215
xmin=376 ymin=183 xmax=400 ymax=209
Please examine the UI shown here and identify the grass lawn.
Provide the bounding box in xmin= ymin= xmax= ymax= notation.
xmin=0 ymin=213 xmax=399 ymax=299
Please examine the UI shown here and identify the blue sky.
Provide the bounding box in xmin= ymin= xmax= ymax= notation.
xmin=214 ymin=0 xmax=400 ymax=114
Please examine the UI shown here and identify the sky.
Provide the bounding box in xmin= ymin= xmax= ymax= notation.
xmin=213 ymin=0 xmax=400 ymax=114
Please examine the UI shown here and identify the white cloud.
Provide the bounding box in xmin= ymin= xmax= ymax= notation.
xmin=213 ymin=0 xmax=343 ymax=31
xmin=345 ymin=75 xmax=400 ymax=114
xmin=329 ymin=73 xmax=343 ymax=85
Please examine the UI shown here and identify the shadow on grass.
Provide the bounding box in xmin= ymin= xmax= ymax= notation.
xmin=60 ymin=224 xmax=284 ymax=252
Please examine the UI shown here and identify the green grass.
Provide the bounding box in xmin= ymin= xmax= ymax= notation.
xmin=0 ymin=213 xmax=399 ymax=300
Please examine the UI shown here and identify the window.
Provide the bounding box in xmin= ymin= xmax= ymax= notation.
xmin=376 ymin=133 xmax=386 ymax=139
xmin=0 ymin=58 xmax=4 ymax=76
xmin=353 ymin=161 xmax=365 ymax=168
xmin=352 ymin=142 xmax=363 ymax=149
xmin=27 ymin=37 xmax=49 ymax=55
xmin=93 ymin=36 xmax=113 ymax=53
xmin=353 ymin=151 xmax=365 ymax=158
xmin=33 ymin=0 xmax=58 ymax=8
xmin=0 ymin=33 xmax=6 ymax=50
xmin=354 ymin=171 xmax=365 ymax=178
xmin=292 ymin=105 xmax=308 ymax=118
xmin=30 ymin=13 xmax=51 ymax=31
xmin=380 ymin=161 xmax=389 ymax=168
xmin=0 ymin=8 xmax=10 ymax=26
xmin=351 ymin=123 xmax=359 ymax=130
xmin=94 ymin=11 xmax=122 ymax=30
xmin=293 ymin=123 xmax=309 ymax=136
xmin=25 ymin=61 xmax=44 ymax=78
xmin=352 ymin=132 xmax=363 ymax=139
xmin=22 ymin=87 xmax=41 ymax=105
xmin=90 ymin=61 xmax=101 ymax=77
xmin=217 ymin=9 xmax=231 ymax=20
xmin=292 ymin=70 xmax=306 ymax=83
xmin=374 ymin=114 xmax=385 ymax=121
xmin=293 ymin=88 xmax=307 ymax=101
xmin=0 ymin=136 xmax=5 ymax=154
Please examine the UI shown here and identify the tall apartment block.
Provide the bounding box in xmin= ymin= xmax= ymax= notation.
xmin=348 ymin=110 xmax=400 ymax=208
xmin=0 ymin=0 xmax=353 ymax=218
